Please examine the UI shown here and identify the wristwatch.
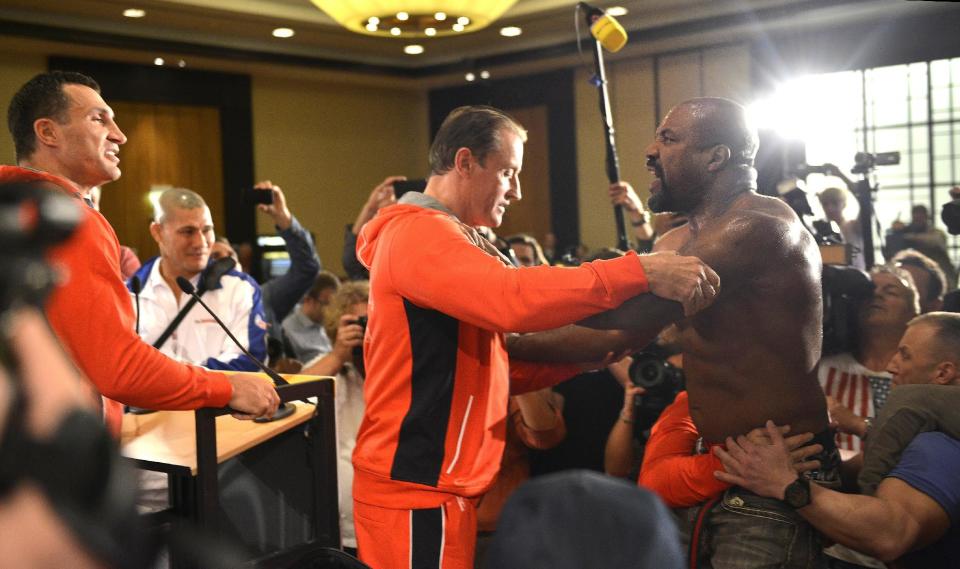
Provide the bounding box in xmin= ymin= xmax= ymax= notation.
xmin=630 ymin=211 xmax=651 ymax=227
xmin=783 ymin=477 xmax=811 ymax=509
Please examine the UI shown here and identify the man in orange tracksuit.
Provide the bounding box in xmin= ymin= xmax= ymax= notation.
xmin=5 ymin=71 xmax=279 ymax=433
xmin=352 ymin=105 xmax=721 ymax=568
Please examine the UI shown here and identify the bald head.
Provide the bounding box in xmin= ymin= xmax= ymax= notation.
xmin=154 ymin=187 xmax=207 ymax=223
xmin=675 ymin=98 xmax=759 ymax=167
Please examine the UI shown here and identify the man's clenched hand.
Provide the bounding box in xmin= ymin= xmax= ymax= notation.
xmin=638 ymin=252 xmax=720 ymax=316
xmin=227 ymin=373 xmax=281 ymax=420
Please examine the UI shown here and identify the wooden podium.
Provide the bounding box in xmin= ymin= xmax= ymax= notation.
xmin=121 ymin=375 xmax=339 ymax=563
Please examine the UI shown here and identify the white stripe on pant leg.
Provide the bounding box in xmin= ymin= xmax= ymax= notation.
xmin=439 ymin=503 xmax=446 ymax=569
xmin=409 ymin=509 xmax=414 ymax=569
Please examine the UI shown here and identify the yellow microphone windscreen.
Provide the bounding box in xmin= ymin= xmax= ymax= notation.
xmin=590 ymin=14 xmax=627 ymax=53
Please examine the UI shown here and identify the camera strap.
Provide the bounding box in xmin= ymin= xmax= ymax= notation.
xmin=152 ymin=256 xmax=236 ymax=350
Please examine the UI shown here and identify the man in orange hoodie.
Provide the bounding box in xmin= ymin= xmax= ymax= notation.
xmin=352 ymin=105 xmax=721 ymax=568
xmin=4 ymin=71 xmax=279 ymax=434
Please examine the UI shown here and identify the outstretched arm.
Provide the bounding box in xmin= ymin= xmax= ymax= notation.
xmin=506 ymin=326 xmax=648 ymax=363
xmin=714 ymin=422 xmax=950 ymax=562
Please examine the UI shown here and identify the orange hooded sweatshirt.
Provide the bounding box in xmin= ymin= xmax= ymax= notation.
xmin=352 ymin=194 xmax=649 ymax=509
xmin=0 ymin=166 xmax=232 ymax=436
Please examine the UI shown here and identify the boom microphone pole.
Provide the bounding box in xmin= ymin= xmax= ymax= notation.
xmin=578 ymin=2 xmax=629 ymax=250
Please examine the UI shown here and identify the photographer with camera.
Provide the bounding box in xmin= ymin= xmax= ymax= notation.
xmin=297 ymin=281 xmax=369 ymax=554
xmin=211 ymin=180 xmax=322 ymax=342
xmin=4 ymin=71 xmax=279 ymax=432
xmin=603 ymin=325 xmax=684 ymax=479
xmin=299 ymin=283 xmax=366 ymax=379
xmin=818 ymin=184 xmax=865 ymax=270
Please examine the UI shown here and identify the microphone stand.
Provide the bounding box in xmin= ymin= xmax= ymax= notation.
xmin=582 ymin=7 xmax=628 ymax=251
xmin=176 ymin=277 xmax=296 ymax=424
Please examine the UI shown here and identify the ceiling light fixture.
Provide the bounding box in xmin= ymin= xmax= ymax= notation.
xmin=465 ymin=72 xmax=476 ymax=82
xmin=480 ymin=70 xmax=490 ymax=79
xmin=177 ymin=59 xmax=186 ymax=68
xmin=404 ymin=44 xmax=424 ymax=55
xmin=153 ymin=57 xmax=164 ymax=66
xmin=310 ymin=1 xmax=517 ymax=37
xmin=424 ymin=27 xmax=437 ymax=36
xmin=606 ymin=6 xmax=629 ymax=17
xmin=499 ymin=26 xmax=522 ymax=37
xmin=272 ymin=27 xmax=295 ymax=38
xmin=123 ymin=8 xmax=146 ymax=18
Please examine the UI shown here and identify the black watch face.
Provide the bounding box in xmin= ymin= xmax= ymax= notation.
xmin=784 ymin=479 xmax=811 ymax=508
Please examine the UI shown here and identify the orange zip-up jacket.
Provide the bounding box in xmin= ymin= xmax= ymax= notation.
xmin=0 ymin=166 xmax=232 ymax=436
xmin=638 ymin=391 xmax=730 ymax=507
xmin=352 ymin=195 xmax=649 ymax=509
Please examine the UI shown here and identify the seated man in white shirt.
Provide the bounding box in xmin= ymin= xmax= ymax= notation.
xmin=129 ymin=187 xmax=267 ymax=372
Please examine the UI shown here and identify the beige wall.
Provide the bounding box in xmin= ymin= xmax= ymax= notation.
xmin=0 ymin=52 xmax=46 ymax=164
xmin=251 ymin=76 xmax=428 ymax=275
xmin=0 ymin=38 xmax=752 ymax=266
xmin=575 ymin=43 xmax=752 ymax=250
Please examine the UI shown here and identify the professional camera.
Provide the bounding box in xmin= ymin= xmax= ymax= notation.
xmin=851 ymin=151 xmax=900 ymax=175
xmin=822 ymin=264 xmax=874 ymax=355
xmin=628 ymin=345 xmax=685 ymax=432
xmin=0 ymin=181 xmax=82 ymax=311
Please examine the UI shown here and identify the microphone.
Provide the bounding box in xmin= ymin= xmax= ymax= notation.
xmin=200 ymin=256 xmax=236 ymax=293
xmin=579 ymin=2 xmax=627 ymax=53
xmin=175 ymin=276 xmax=289 ymax=387
xmin=130 ymin=275 xmax=142 ymax=335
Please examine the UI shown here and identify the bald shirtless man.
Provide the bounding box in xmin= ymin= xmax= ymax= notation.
xmin=510 ymin=98 xmax=836 ymax=568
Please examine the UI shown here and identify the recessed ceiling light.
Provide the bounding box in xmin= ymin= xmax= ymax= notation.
xmin=465 ymin=72 xmax=476 ymax=82
xmin=457 ymin=16 xmax=470 ymax=26
xmin=366 ymin=23 xmax=378 ymax=31
xmin=390 ymin=27 xmax=401 ymax=36
xmin=404 ymin=44 xmax=424 ymax=55
xmin=480 ymin=70 xmax=490 ymax=79
xmin=123 ymin=8 xmax=146 ymax=18
xmin=153 ymin=57 xmax=164 ymax=66
xmin=424 ymin=27 xmax=437 ymax=36
xmin=452 ymin=23 xmax=465 ymax=32
xmin=177 ymin=59 xmax=186 ymax=68
xmin=397 ymin=11 xmax=409 ymax=21
xmin=435 ymin=12 xmax=447 ymax=21
xmin=500 ymin=26 xmax=522 ymax=37
xmin=368 ymin=16 xmax=380 ymax=25
xmin=606 ymin=6 xmax=629 ymax=17
xmin=272 ymin=27 xmax=295 ymax=38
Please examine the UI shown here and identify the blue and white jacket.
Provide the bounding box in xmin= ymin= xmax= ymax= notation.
xmin=128 ymin=257 xmax=267 ymax=372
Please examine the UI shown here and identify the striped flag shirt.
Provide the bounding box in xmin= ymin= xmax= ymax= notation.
xmin=817 ymin=352 xmax=892 ymax=452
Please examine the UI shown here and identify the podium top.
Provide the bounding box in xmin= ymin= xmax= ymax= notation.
xmin=120 ymin=374 xmax=333 ymax=475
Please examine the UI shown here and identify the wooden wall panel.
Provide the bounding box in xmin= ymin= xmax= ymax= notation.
xmin=498 ymin=105 xmax=551 ymax=244
xmin=99 ymin=102 xmax=223 ymax=262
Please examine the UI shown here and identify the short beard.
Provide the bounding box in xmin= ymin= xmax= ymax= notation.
xmin=648 ymin=179 xmax=677 ymax=213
